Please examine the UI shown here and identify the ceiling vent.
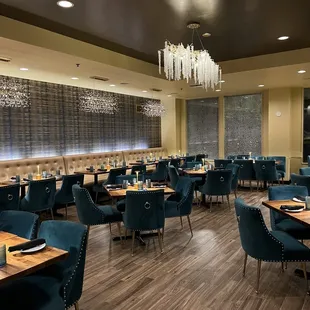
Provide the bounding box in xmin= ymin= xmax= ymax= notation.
xmin=120 ymin=82 xmax=129 ymax=85
xmin=90 ymin=76 xmax=109 ymax=82
xmin=0 ymin=56 xmax=11 ymax=63
xmin=150 ymin=88 xmax=162 ymax=92
xmin=189 ymin=84 xmax=203 ymax=88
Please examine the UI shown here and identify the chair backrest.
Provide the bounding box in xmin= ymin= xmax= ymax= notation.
xmin=226 ymin=163 xmax=240 ymax=191
xmin=167 ymin=166 xmax=180 ymax=190
xmin=154 ymin=161 xmax=169 ymax=180
xmin=0 ymin=210 xmax=39 ymax=239
xmin=195 ymin=154 xmax=205 ymax=162
xmin=72 ymin=185 xmax=106 ymax=225
xmin=38 ymin=220 xmax=88 ymax=308
xmin=106 ymin=167 xmax=127 ymax=184
xmin=0 ymin=184 xmax=20 ymax=211
xmin=291 ymin=173 xmax=310 ymax=195
xmin=234 ymin=198 xmax=283 ymax=261
xmin=267 ymin=156 xmax=286 ymax=172
xmin=169 ymin=158 xmax=180 ymax=168
xmin=254 ymin=160 xmax=278 ymax=181
xmin=124 ymin=190 xmax=165 ymax=231
xmin=185 ymin=156 xmax=195 ymax=163
xmin=236 ymin=155 xmax=249 ymax=159
xmin=175 ymin=177 xmax=194 ymax=216
xmin=227 ymin=155 xmax=236 ymax=160
xmin=268 ymin=185 xmax=308 ymax=230
xmin=186 ymin=161 xmax=201 ymax=169
xmin=130 ymin=165 xmax=147 ymax=175
xmin=201 ymin=170 xmax=232 ymax=195
xmin=300 ymin=167 xmax=310 ymax=176
xmin=233 ymin=160 xmax=255 ymax=180
xmin=55 ymin=174 xmax=84 ymax=205
xmin=21 ymin=178 xmax=56 ymax=212
xmin=214 ymin=159 xmax=232 ymax=169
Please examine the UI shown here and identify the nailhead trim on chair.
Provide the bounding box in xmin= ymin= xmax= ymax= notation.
xmin=64 ymin=228 xmax=88 ymax=310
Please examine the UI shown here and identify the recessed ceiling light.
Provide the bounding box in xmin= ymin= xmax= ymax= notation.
xmin=258 ymin=84 xmax=265 ymax=87
xmin=277 ymin=36 xmax=289 ymax=41
xmin=167 ymin=94 xmax=172 ymax=97
xmin=202 ymin=32 xmax=211 ymax=38
xmin=71 ymin=77 xmax=79 ymax=80
xmin=219 ymin=80 xmax=225 ymax=83
xmin=142 ymin=90 xmax=148 ymax=93
xmin=298 ymin=70 xmax=306 ymax=74
xmin=19 ymin=68 xmax=28 ymax=71
xmin=57 ymin=1 xmax=74 ymax=8
xmin=215 ymin=89 xmax=221 ymax=92
xmin=109 ymin=84 xmax=116 ymax=87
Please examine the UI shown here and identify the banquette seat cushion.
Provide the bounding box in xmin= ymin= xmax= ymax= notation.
xmin=63 ymin=151 xmax=123 ymax=186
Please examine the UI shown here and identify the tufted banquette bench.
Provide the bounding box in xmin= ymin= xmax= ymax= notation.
xmin=123 ymin=148 xmax=168 ymax=162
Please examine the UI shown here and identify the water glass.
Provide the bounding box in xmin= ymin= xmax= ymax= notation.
xmin=56 ymin=169 xmax=61 ymax=176
xmin=122 ymin=161 xmax=126 ymax=167
xmin=138 ymin=181 xmax=143 ymax=190
xmin=122 ymin=180 xmax=128 ymax=189
xmin=199 ymin=164 xmax=202 ymax=170
xmin=89 ymin=165 xmax=94 ymax=172
xmin=132 ymin=178 xmax=137 ymax=185
xmin=146 ymin=179 xmax=152 ymax=188
xmin=15 ymin=175 xmax=20 ymax=183
xmin=42 ymin=171 xmax=47 ymax=178
xmin=28 ymin=173 xmax=33 ymax=181
xmin=0 ymin=244 xmax=6 ymax=267
xmin=306 ymin=196 xmax=310 ymax=210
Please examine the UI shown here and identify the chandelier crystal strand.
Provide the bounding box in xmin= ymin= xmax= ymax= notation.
xmin=78 ymin=89 xmax=119 ymax=114
xmin=142 ymin=100 xmax=165 ymax=117
xmin=0 ymin=76 xmax=30 ymax=108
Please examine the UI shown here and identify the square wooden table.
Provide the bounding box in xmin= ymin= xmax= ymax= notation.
xmin=0 ymin=231 xmax=68 ymax=286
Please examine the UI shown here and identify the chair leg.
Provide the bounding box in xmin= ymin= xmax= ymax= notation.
xmin=249 ymin=180 xmax=252 ymax=192
xmin=131 ymin=231 xmax=136 ymax=256
xmin=74 ymin=302 xmax=80 ymax=310
xmin=50 ymin=208 xmax=54 ymax=220
xmin=65 ymin=203 xmax=68 ymax=220
xmin=216 ymin=196 xmax=219 ymax=205
xmin=256 ymin=260 xmax=262 ymax=294
xmin=162 ymin=227 xmax=164 ymax=241
xmin=256 ymin=180 xmax=259 ymax=192
xmin=281 ymin=262 xmax=284 ymax=273
xmin=116 ymin=222 xmax=122 ymax=243
xmin=209 ymin=196 xmax=212 ymax=213
xmin=157 ymin=229 xmax=164 ymax=253
xmin=282 ymin=177 xmax=284 ymax=184
xmin=180 ymin=216 xmax=183 ymax=229
xmin=124 ymin=229 xmax=127 ymax=241
xmin=243 ymin=251 xmax=248 ymax=276
xmin=285 ymin=262 xmax=288 ymax=269
xmin=302 ymin=262 xmax=309 ymax=293
xmin=187 ymin=215 xmax=193 ymax=237
xmin=226 ymin=194 xmax=231 ymax=210
xmin=109 ymin=223 xmax=112 ymax=235
xmin=222 ymin=195 xmax=224 ymax=203
xmin=234 ymin=190 xmax=237 ymax=199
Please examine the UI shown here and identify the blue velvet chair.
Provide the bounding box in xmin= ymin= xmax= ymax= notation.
xmin=20 ymin=178 xmax=56 ymax=219
xmin=170 ymin=158 xmax=180 ymax=168
xmin=54 ymin=174 xmax=84 ymax=219
xmin=227 ymin=155 xmax=236 ymax=160
xmin=308 ymin=155 xmax=310 ymax=167
xmin=236 ymin=155 xmax=249 ymax=159
xmin=93 ymin=167 xmax=127 ymax=203
xmin=0 ymin=210 xmax=39 ymax=239
xmin=186 ymin=161 xmax=202 ymax=169
xmin=195 ymin=154 xmax=205 ymax=162
xmin=131 ymin=164 xmax=147 ymax=175
xmin=200 ymin=170 xmax=232 ymax=212
xmin=164 ymin=177 xmax=194 ymax=236
xmin=291 ymin=173 xmax=310 ymax=195
xmin=123 ymin=190 xmax=165 ymax=256
xmin=145 ymin=160 xmax=168 ymax=182
xmin=226 ymin=163 xmax=240 ymax=198
xmin=180 ymin=156 xmax=195 ymax=168
xmin=254 ymin=160 xmax=281 ymax=190
xmin=267 ymin=156 xmax=286 ymax=182
xmin=300 ymin=167 xmax=310 ymax=176
xmin=72 ymin=185 xmax=123 ymax=241
xmin=214 ymin=159 xmax=232 ymax=169
xmin=0 ymin=184 xmax=20 ymax=211
xmin=233 ymin=159 xmax=255 ymax=190
xmin=268 ymin=186 xmax=310 ymax=240
xmin=167 ymin=165 xmax=180 ymax=190
xmin=235 ymin=198 xmax=310 ymax=293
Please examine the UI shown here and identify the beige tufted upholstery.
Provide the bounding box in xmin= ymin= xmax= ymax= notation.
xmin=64 ymin=151 xmax=123 ymax=185
xmin=0 ymin=156 xmax=66 ymax=189
xmin=123 ymin=148 xmax=168 ymax=162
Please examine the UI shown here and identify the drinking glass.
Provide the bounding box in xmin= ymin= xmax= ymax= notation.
xmin=15 ymin=175 xmax=20 ymax=183
xmin=56 ymin=169 xmax=61 ymax=176
xmin=306 ymin=196 xmax=310 ymax=210
xmin=28 ymin=173 xmax=33 ymax=181
xmin=0 ymin=244 xmax=6 ymax=267
xmin=122 ymin=180 xmax=128 ymax=189
xmin=89 ymin=166 xmax=94 ymax=172
xmin=42 ymin=171 xmax=47 ymax=178
xmin=138 ymin=181 xmax=143 ymax=190
xmin=132 ymin=178 xmax=137 ymax=185
xmin=146 ymin=179 xmax=152 ymax=188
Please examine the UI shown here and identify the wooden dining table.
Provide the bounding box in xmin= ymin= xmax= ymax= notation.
xmin=0 ymin=231 xmax=68 ymax=286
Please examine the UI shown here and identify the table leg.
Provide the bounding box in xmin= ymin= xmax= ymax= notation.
xmin=94 ymin=175 xmax=98 ymax=185
xmin=20 ymin=186 xmax=26 ymax=199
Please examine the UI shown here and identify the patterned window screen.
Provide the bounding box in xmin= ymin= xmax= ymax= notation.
xmin=0 ymin=75 xmax=161 ymax=160
xmin=186 ymin=98 xmax=219 ymax=158
xmin=224 ymin=94 xmax=262 ymax=156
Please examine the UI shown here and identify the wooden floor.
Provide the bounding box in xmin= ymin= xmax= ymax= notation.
xmin=65 ymin=189 xmax=310 ymax=310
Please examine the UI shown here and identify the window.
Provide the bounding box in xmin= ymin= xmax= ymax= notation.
xmin=224 ymin=94 xmax=262 ymax=156
xmin=187 ymin=98 xmax=218 ymax=158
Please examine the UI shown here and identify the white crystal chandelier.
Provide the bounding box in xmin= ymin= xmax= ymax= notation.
xmin=78 ymin=89 xmax=119 ymax=114
xmin=158 ymin=22 xmax=221 ymax=91
xmin=0 ymin=76 xmax=31 ymax=108
xmin=142 ymin=100 xmax=165 ymax=117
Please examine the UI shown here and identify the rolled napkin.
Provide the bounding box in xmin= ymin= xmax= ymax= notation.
xmin=23 ymin=178 xmax=30 ymax=182
xmin=97 ymin=169 xmax=107 ymax=172
xmin=292 ymin=195 xmax=305 ymax=203
xmin=8 ymin=238 xmax=46 ymax=252
xmin=280 ymin=205 xmax=304 ymax=211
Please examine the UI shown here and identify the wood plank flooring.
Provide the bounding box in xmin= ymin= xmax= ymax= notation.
xmin=65 ymin=189 xmax=310 ymax=310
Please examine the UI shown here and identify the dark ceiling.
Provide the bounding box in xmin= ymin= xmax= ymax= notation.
xmin=1 ymin=0 xmax=310 ymax=65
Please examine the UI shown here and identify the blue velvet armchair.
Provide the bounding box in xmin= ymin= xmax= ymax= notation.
xmin=291 ymin=173 xmax=310 ymax=194
xmin=0 ymin=210 xmax=39 ymax=239
xmin=226 ymin=163 xmax=240 ymax=198
xmin=268 ymin=186 xmax=310 ymax=240
xmin=254 ymin=160 xmax=281 ymax=190
xmin=164 ymin=177 xmax=194 ymax=236
xmin=200 ymin=170 xmax=232 ymax=212
xmin=20 ymin=178 xmax=56 ymax=219
xmin=214 ymin=159 xmax=232 ymax=169
xmin=54 ymin=174 xmax=84 ymax=219
xmin=267 ymin=156 xmax=286 ymax=182
xmin=233 ymin=159 xmax=255 ymax=190
xmin=235 ymin=198 xmax=310 ymax=293
xmin=170 ymin=158 xmax=181 ymax=168
xmin=195 ymin=154 xmax=206 ymax=162
xmin=123 ymin=190 xmax=165 ymax=256
xmin=145 ymin=160 xmax=168 ymax=182
xmin=300 ymin=167 xmax=310 ymax=176
xmin=131 ymin=164 xmax=147 ymax=175
xmin=0 ymin=184 xmax=20 ymax=211
xmin=167 ymin=165 xmax=180 ymax=190
xmin=72 ymin=185 xmax=123 ymax=241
